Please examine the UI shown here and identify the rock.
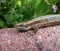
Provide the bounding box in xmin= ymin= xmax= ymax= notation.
xmin=0 ymin=25 xmax=60 ymax=51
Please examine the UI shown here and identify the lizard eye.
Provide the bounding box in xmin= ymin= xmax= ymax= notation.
xmin=19 ymin=24 xmax=28 ymax=27
xmin=25 ymin=25 xmax=28 ymax=27
xmin=19 ymin=25 xmax=24 ymax=27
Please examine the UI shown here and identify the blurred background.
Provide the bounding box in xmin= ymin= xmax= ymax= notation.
xmin=0 ymin=0 xmax=60 ymax=28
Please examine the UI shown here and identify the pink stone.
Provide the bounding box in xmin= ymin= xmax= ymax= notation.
xmin=0 ymin=25 xmax=60 ymax=51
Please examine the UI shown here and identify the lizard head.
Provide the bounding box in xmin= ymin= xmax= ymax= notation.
xmin=15 ymin=23 xmax=31 ymax=31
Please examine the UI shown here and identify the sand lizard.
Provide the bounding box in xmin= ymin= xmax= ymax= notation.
xmin=15 ymin=14 xmax=60 ymax=32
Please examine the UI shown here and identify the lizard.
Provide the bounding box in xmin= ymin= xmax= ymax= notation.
xmin=14 ymin=14 xmax=60 ymax=35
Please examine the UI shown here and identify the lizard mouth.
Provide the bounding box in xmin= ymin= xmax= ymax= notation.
xmin=16 ymin=26 xmax=31 ymax=31
xmin=15 ymin=24 xmax=31 ymax=31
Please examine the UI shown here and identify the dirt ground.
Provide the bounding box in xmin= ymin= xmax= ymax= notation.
xmin=0 ymin=25 xmax=60 ymax=51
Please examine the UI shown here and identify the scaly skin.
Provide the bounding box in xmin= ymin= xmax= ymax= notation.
xmin=15 ymin=14 xmax=60 ymax=31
